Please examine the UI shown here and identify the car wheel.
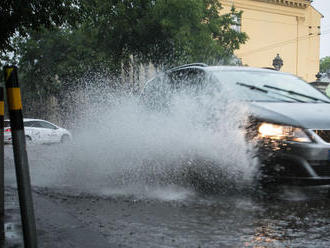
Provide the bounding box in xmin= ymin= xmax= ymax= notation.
xmin=61 ymin=135 xmax=70 ymax=144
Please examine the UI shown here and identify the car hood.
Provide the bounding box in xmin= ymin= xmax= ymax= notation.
xmin=249 ymin=102 xmax=330 ymax=129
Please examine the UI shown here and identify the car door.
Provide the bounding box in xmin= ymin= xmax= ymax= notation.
xmin=37 ymin=121 xmax=60 ymax=143
xmin=23 ymin=121 xmax=35 ymax=141
xmin=28 ymin=121 xmax=47 ymax=143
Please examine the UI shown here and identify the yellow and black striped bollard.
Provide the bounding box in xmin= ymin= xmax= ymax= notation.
xmin=4 ymin=66 xmax=38 ymax=248
xmin=0 ymin=87 xmax=4 ymax=246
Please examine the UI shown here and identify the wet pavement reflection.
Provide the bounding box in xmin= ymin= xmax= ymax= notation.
xmin=28 ymin=186 xmax=330 ymax=248
xmin=4 ymin=145 xmax=330 ymax=247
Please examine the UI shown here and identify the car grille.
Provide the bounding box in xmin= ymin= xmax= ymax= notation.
xmin=314 ymin=130 xmax=330 ymax=143
xmin=309 ymin=160 xmax=330 ymax=177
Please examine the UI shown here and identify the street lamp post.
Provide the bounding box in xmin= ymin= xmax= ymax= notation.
xmin=272 ymin=54 xmax=283 ymax=71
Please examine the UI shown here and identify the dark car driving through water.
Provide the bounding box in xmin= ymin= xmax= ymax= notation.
xmin=141 ymin=63 xmax=330 ymax=189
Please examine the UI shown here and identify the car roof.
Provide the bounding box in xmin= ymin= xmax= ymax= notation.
xmin=144 ymin=65 xmax=296 ymax=86
xmin=166 ymin=65 xmax=292 ymax=76
xmin=201 ymin=65 xmax=290 ymax=74
xmin=5 ymin=118 xmax=49 ymax=122
xmin=24 ymin=118 xmax=46 ymax=122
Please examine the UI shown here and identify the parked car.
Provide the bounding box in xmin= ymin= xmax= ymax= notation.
xmin=4 ymin=118 xmax=72 ymax=144
xmin=141 ymin=63 xmax=330 ymax=187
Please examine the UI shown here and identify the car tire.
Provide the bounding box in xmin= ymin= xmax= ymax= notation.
xmin=61 ymin=135 xmax=70 ymax=144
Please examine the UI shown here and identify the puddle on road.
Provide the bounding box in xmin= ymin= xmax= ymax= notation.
xmin=31 ymin=183 xmax=330 ymax=248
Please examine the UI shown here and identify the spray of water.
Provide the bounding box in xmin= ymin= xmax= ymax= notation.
xmin=9 ymin=73 xmax=258 ymax=200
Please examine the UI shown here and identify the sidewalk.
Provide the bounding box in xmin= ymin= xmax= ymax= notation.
xmin=4 ymin=187 xmax=113 ymax=248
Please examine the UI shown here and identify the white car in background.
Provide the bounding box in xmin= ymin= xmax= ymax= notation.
xmin=4 ymin=118 xmax=72 ymax=144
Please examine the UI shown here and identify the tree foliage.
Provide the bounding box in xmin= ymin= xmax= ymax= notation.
xmin=16 ymin=0 xmax=248 ymax=91
xmin=320 ymin=56 xmax=330 ymax=73
xmin=80 ymin=0 xmax=247 ymax=69
xmin=17 ymin=26 xmax=114 ymax=118
xmin=0 ymin=0 xmax=79 ymax=52
xmin=7 ymin=0 xmax=248 ymax=120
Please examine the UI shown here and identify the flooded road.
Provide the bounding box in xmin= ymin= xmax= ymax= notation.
xmin=34 ymin=187 xmax=330 ymax=248
xmin=5 ymin=145 xmax=330 ymax=247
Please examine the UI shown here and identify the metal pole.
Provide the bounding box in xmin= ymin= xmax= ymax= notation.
xmin=3 ymin=66 xmax=38 ymax=248
xmin=0 ymin=87 xmax=4 ymax=247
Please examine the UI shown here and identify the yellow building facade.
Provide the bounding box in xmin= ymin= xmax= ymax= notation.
xmin=220 ymin=0 xmax=322 ymax=82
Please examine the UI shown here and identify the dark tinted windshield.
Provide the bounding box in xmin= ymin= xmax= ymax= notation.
xmin=212 ymin=70 xmax=330 ymax=103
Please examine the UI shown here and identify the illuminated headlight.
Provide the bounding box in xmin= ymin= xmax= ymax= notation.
xmin=258 ymin=122 xmax=311 ymax=143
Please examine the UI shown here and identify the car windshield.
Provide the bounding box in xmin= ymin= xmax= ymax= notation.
xmin=212 ymin=70 xmax=330 ymax=103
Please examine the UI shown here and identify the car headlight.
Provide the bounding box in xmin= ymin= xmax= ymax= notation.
xmin=258 ymin=122 xmax=311 ymax=143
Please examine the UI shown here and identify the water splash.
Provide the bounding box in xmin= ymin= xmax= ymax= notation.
xmin=7 ymin=73 xmax=258 ymax=199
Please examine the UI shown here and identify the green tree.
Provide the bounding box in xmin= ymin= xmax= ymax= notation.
xmin=320 ymin=56 xmax=330 ymax=73
xmin=81 ymin=0 xmax=247 ymax=69
xmin=17 ymin=26 xmax=113 ymax=116
xmin=17 ymin=0 xmax=248 ymax=88
xmin=0 ymin=0 xmax=79 ymax=53
xmin=14 ymin=0 xmax=248 ymax=119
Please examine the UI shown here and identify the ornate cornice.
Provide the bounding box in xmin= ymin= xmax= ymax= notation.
xmin=221 ymin=0 xmax=307 ymax=18
xmin=252 ymin=0 xmax=311 ymax=9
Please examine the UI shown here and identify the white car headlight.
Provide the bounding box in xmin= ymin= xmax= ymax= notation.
xmin=258 ymin=122 xmax=311 ymax=143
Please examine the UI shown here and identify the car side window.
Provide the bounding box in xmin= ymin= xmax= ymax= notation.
xmin=38 ymin=121 xmax=57 ymax=130
xmin=24 ymin=121 xmax=34 ymax=127
xmin=30 ymin=121 xmax=42 ymax=128
xmin=167 ymin=68 xmax=206 ymax=92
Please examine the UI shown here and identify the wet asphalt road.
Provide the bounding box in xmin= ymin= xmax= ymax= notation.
xmin=4 ymin=145 xmax=330 ymax=247
xmin=32 ymin=188 xmax=330 ymax=248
